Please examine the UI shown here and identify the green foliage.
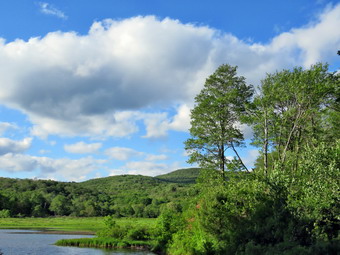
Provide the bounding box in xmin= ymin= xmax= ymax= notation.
xmin=0 ymin=168 xmax=199 ymax=218
xmin=283 ymin=140 xmax=340 ymax=241
xmin=185 ymin=64 xmax=253 ymax=173
xmin=49 ymin=194 xmax=70 ymax=216
xmin=55 ymin=236 xmax=153 ymax=250
xmin=153 ymin=207 xmax=185 ymax=251
xmin=165 ymin=62 xmax=339 ymax=254
xmin=156 ymin=168 xmax=201 ymax=184
xmin=0 ymin=209 xmax=10 ymax=218
xmin=0 ymin=217 xmax=155 ymax=234
xmin=87 ymin=215 xmax=156 ymax=251
xmin=162 ymin=141 xmax=339 ymax=254
xmin=248 ymin=63 xmax=338 ymax=173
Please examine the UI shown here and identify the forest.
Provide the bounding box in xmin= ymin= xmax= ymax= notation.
xmin=0 ymin=168 xmax=200 ymax=218
xmin=1 ymin=63 xmax=339 ymax=254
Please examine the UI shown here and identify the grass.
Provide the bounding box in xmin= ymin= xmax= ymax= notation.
xmin=0 ymin=217 xmax=156 ymax=234
xmin=55 ymin=237 xmax=153 ymax=250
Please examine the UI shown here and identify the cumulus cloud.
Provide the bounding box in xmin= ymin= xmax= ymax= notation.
xmin=0 ymin=122 xmax=17 ymax=135
xmin=267 ymin=4 xmax=340 ymax=68
xmin=0 ymin=153 xmax=37 ymax=172
xmin=142 ymin=112 xmax=170 ymax=138
xmin=142 ymin=104 xmax=192 ymax=138
xmin=37 ymin=156 xmax=105 ymax=181
xmin=0 ymin=152 xmax=105 ymax=181
xmin=105 ymin=147 xmax=143 ymax=161
xmin=0 ymin=137 xmax=32 ymax=155
xmin=168 ymin=104 xmax=192 ymax=132
xmin=0 ymin=5 xmax=339 ymax=139
xmin=243 ymin=149 xmax=260 ymax=169
xmin=38 ymin=2 xmax=67 ymax=20
xmin=64 ymin=141 xmax=102 ymax=154
xmin=145 ymin=154 xmax=168 ymax=161
xmin=105 ymin=146 xmax=169 ymax=162
xmin=110 ymin=161 xmax=181 ymax=176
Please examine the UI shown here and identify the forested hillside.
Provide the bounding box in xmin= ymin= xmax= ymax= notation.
xmin=0 ymin=168 xmax=200 ymax=218
xmin=155 ymin=168 xmax=201 ymax=183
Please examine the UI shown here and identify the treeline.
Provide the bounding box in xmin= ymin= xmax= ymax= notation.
xmin=0 ymin=169 xmax=199 ymax=218
xmin=0 ymin=178 xmax=116 ymax=217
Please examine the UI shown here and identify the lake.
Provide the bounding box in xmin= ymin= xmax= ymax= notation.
xmin=0 ymin=229 xmax=155 ymax=255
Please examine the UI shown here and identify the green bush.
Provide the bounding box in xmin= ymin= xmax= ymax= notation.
xmin=126 ymin=225 xmax=151 ymax=241
xmin=155 ymin=141 xmax=339 ymax=254
xmin=0 ymin=209 xmax=10 ymax=218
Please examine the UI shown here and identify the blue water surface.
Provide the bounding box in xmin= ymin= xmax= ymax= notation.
xmin=0 ymin=229 xmax=154 ymax=255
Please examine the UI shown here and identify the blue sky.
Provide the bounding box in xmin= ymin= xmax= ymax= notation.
xmin=0 ymin=0 xmax=339 ymax=181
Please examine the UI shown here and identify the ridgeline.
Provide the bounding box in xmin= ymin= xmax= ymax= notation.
xmin=0 ymin=168 xmax=200 ymax=218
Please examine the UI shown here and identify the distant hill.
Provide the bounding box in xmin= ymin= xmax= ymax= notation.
xmin=79 ymin=168 xmax=201 ymax=193
xmin=155 ymin=168 xmax=201 ymax=184
xmin=0 ymin=168 xmax=201 ymax=218
xmin=79 ymin=174 xmax=166 ymax=194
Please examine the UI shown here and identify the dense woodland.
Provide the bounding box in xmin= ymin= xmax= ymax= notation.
xmin=0 ymin=168 xmax=200 ymax=218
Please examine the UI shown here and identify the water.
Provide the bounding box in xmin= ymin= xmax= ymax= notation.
xmin=0 ymin=229 xmax=155 ymax=255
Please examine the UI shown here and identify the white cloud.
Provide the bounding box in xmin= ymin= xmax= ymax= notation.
xmin=110 ymin=161 xmax=180 ymax=176
xmin=38 ymin=2 xmax=67 ymax=20
xmin=0 ymin=5 xmax=339 ymax=139
xmin=30 ymin=110 xmax=140 ymax=139
xmin=234 ymin=123 xmax=254 ymax=140
xmin=145 ymin=154 xmax=168 ymax=161
xmin=0 ymin=122 xmax=17 ymax=135
xmin=0 ymin=152 xmax=106 ymax=181
xmin=0 ymin=153 xmax=37 ymax=172
xmin=0 ymin=137 xmax=32 ymax=155
xmin=105 ymin=146 xmax=168 ymax=162
xmin=142 ymin=104 xmax=192 ymax=138
xmin=39 ymin=149 xmax=50 ymax=154
xmin=142 ymin=112 xmax=169 ymax=138
xmin=37 ymin=156 xmax=105 ymax=181
xmin=243 ymin=149 xmax=260 ymax=169
xmin=64 ymin=141 xmax=102 ymax=154
xmin=168 ymin=104 xmax=192 ymax=132
xmin=267 ymin=4 xmax=340 ymax=68
xmin=105 ymin=147 xmax=143 ymax=161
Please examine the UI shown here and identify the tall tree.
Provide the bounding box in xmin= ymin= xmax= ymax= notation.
xmin=185 ymin=64 xmax=253 ymax=176
xmin=249 ymin=63 xmax=338 ymax=172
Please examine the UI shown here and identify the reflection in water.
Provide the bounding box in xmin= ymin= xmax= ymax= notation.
xmin=0 ymin=229 xmax=154 ymax=255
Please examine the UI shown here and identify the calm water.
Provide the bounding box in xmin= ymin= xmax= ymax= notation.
xmin=0 ymin=229 xmax=155 ymax=255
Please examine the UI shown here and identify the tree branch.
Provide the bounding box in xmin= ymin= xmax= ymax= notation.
xmin=230 ymin=141 xmax=249 ymax=172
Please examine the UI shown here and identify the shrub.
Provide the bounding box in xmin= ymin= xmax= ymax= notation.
xmin=0 ymin=209 xmax=10 ymax=218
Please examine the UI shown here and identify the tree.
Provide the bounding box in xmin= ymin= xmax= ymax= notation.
xmin=49 ymin=194 xmax=70 ymax=216
xmin=248 ymin=63 xmax=338 ymax=173
xmin=185 ymin=64 xmax=253 ymax=176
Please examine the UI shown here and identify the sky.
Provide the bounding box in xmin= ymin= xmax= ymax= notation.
xmin=0 ymin=0 xmax=339 ymax=182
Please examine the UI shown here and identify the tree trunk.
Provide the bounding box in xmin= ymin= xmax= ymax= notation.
xmin=263 ymin=110 xmax=269 ymax=175
xmin=281 ymin=107 xmax=303 ymax=166
xmin=231 ymin=142 xmax=249 ymax=172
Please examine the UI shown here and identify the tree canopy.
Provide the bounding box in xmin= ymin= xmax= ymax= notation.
xmin=185 ymin=64 xmax=253 ymax=175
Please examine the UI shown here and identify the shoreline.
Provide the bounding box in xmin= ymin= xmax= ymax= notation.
xmin=6 ymin=229 xmax=95 ymax=235
xmin=55 ymin=237 xmax=154 ymax=252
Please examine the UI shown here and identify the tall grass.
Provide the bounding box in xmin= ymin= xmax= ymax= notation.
xmin=0 ymin=217 xmax=156 ymax=233
xmin=55 ymin=237 xmax=153 ymax=250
